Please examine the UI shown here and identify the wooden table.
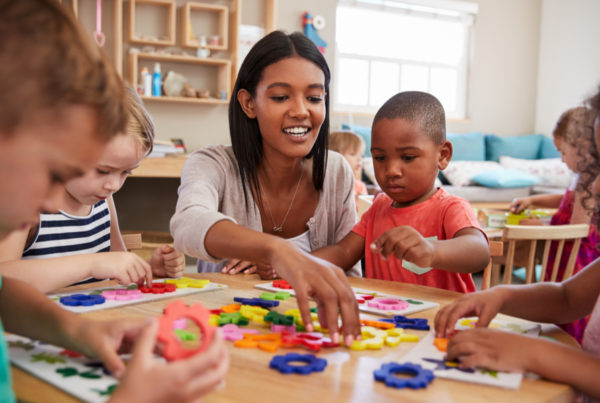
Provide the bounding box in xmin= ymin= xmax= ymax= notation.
xmin=130 ymin=155 xmax=188 ymax=178
xmin=12 ymin=274 xmax=577 ymax=403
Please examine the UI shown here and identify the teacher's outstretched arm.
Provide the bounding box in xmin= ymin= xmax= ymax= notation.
xmin=205 ymin=220 xmax=360 ymax=346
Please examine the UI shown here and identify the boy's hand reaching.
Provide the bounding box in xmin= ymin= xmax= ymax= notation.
xmin=91 ymin=252 xmax=153 ymax=286
xmin=150 ymin=245 xmax=185 ymax=278
xmin=370 ymin=226 xmax=435 ymax=268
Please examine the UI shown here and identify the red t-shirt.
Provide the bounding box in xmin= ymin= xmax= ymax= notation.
xmin=353 ymin=188 xmax=484 ymax=293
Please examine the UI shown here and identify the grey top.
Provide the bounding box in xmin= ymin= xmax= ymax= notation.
xmin=170 ymin=145 xmax=361 ymax=277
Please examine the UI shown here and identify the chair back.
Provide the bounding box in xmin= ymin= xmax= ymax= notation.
xmin=501 ymin=224 xmax=589 ymax=285
xmin=481 ymin=240 xmax=504 ymax=290
xmin=122 ymin=233 xmax=142 ymax=250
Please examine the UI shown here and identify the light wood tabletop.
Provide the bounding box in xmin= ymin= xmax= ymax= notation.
xmin=12 ymin=274 xmax=577 ymax=403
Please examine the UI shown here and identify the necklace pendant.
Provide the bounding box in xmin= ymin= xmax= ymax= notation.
xmin=273 ymin=226 xmax=283 ymax=233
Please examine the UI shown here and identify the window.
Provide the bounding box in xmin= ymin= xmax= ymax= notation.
xmin=334 ymin=0 xmax=478 ymax=119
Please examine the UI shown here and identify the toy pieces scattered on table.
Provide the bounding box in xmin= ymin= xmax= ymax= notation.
xmin=270 ymin=353 xmax=327 ymax=375
xmin=158 ymin=299 xmax=216 ymax=361
xmin=378 ymin=315 xmax=430 ymax=331
xmin=233 ymin=296 xmax=279 ymax=308
xmin=7 ymin=334 xmax=119 ymax=403
xmin=374 ymin=362 xmax=434 ymax=389
xmin=50 ymin=279 xmax=227 ymax=313
xmin=254 ymin=282 xmax=439 ymax=317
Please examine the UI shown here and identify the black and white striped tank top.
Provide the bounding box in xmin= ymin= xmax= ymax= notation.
xmin=22 ymin=200 xmax=111 ymax=259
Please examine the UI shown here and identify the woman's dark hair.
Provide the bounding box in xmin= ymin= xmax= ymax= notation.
xmin=228 ymin=30 xmax=330 ymax=209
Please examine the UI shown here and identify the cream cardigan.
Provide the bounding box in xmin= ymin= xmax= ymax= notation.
xmin=170 ymin=145 xmax=361 ymax=277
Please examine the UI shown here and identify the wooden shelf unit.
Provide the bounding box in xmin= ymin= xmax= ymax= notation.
xmin=129 ymin=52 xmax=231 ymax=103
xmin=181 ymin=2 xmax=229 ymax=51
xmin=128 ymin=0 xmax=176 ymax=46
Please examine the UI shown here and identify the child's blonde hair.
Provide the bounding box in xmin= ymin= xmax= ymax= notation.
xmin=125 ymin=85 xmax=155 ymax=155
xmin=0 ymin=0 xmax=126 ymax=140
xmin=329 ymin=131 xmax=365 ymax=155
xmin=553 ymin=106 xmax=595 ymax=146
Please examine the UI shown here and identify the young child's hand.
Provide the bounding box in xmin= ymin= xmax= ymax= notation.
xmin=91 ymin=252 xmax=153 ymax=286
xmin=434 ymin=288 xmax=505 ymax=338
xmin=110 ymin=320 xmax=229 ymax=403
xmin=370 ymin=226 xmax=435 ymax=268
xmin=256 ymin=264 xmax=277 ymax=279
xmin=446 ymin=328 xmax=536 ymax=373
xmin=221 ymin=259 xmax=257 ymax=275
xmin=150 ymin=245 xmax=185 ymax=278
xmin=510 ymin=196 xmax=532 ymax=213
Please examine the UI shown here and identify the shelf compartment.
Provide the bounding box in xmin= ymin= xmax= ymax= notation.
xmin=129 ymin=52 xmax=231 ymax=104
xmin=128 ymin=0 xmax=176 ymax=46
xmin=181 ymin=2 xmax=229 ymax=51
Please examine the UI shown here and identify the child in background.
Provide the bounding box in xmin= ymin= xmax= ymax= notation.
xmin=0 ymin=86 xmax=185 ymax=293
xmin=0 ymin=2 xmax=227 ymax=402
xmin=314 ymin=91 xmax=489 ymax=293
xmin=329 ymin=131 xmax=368 ymax=210
xmin=509 ymin=106 xmax=600 ymax=343
xmin=434 ymin=87 xmax=600 ymax=402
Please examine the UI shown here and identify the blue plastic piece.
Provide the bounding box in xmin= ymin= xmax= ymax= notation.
xmin=59 ymin=294 xmax=105 ymax=306
xmin=270 ymin=353 xmax=327 ymax=375
xmin=379 ymin=315 xmax=430 ymax=331
xmin=233 ymin=297 xmax=279 ymax=308
xmin=373 ymin=362 xmax=434 ymax=389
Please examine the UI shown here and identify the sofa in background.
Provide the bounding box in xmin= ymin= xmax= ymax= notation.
xmin=341 ymin=123 xmax=570 ymax=203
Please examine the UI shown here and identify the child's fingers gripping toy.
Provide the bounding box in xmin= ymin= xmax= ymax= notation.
xmin=157 ymin=300 xmax=216 ymax=361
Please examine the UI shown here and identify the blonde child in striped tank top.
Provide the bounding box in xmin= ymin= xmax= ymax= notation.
xmin=0 ymin=86 xmax=185 ymax=293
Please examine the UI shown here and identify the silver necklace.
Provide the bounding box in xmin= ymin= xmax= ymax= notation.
xmin=261 ymin=166 xmax=304 ymax=233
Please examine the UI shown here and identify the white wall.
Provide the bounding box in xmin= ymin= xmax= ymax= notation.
xmin=535 ymin=0 xmax=600 ymax=135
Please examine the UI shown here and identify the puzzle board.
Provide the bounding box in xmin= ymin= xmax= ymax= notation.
xmin=50 ymin=278 xmax=227 ymax=313
xmin=400 ymin=317 xmax=541 ymax=389
xmin=254 ymin=282 xmax=439 ymax=316
xmin=7 ymin=334 xmax=121 ymax=402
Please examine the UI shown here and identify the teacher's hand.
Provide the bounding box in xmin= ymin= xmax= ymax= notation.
xmin=268 ymin=241 xmax=360 ymax=346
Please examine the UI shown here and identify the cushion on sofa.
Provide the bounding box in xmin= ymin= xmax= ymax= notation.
xmin=485 ymin=134 xmax=543 ymax=162
xmin=499 ymin=156 xmax=572 ymax=188
xmin=538 ymin=136 xmax=561 ymax=159
xmin=443 ymin=161 xmax=502 ymax=186
xmin=471 ymin=168 xmax=540 ymax=188
xmin=447 ymin=132 xmax=486 ymax=161
xmin=341 ymin=123 xmax=372 ymax=157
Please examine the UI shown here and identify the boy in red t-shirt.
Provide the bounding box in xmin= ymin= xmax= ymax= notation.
xmin=314 ymin=91 xmax=489 ymax=293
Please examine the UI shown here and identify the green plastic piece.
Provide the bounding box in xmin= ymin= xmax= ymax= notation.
xmin=93 ymin=384 xmax=118 ymax=396
xmin=260 ymin=292 xmax=276 ymax=300
xmin=175 ymin=329 xmax=197 ymax=341
xmin=264 ymin=311 xmax=295 ymax=326
xmin=406 ymin=299 xmax=424 ymax=305
xmin=275 ymin=291 xmax=291 ymax=300
xmin=30 ymin=353 xmax=66 ymax=364
xmin=80 ymin=370 xmax=102 ymax=379
xmin=56 ymin=367 xmax=78 ymax=377
xmin=218 ymin=312 xmax=249 ymax=326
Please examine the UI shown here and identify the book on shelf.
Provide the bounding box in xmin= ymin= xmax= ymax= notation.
xmin=148 ymin=139 xmax=185 ymax=158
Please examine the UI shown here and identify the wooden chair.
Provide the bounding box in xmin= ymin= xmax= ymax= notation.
xmin=122 ymin=233 xmax=142 ymax=250
xmin=483 ymin=224 xmax=589 ymax=288
xmin=481 ymin=240 xmax=504 ymax=290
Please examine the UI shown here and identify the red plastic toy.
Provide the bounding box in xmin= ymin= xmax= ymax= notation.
xmin=157 ymin=300 xmax=215 ymax=361
xmin=272 ymin=279 xmax=292 ymax=289
xmin=139 ymin=282 xmax=176 ymax=294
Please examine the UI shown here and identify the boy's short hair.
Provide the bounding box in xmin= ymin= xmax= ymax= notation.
xmin=373 ymin=91 xmax=446 ymax=145
xmin=125 ymin=85 xmax=155 ymax=155
xmin=329 ymin=131 xmax=365 ymax=155
xmin=0 ymin=0 xmax=126 ymax=140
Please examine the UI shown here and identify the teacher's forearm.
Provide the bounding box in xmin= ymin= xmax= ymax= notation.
xmin=204 ymin=220 xmax=285 ymax=265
